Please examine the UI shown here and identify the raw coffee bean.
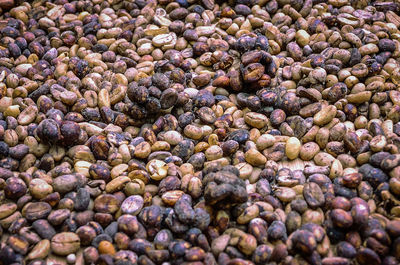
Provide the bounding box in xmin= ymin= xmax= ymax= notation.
xmin=4 ymin=177 xmax=27 ymax=199
xmin=303 ymin=182 xmax=325 ymax=208
xmin=36 ymin=119 xmax=61 ymax=143
xmin=32 ymin=219 xmax=56 ymax=239
xmin=74 ymin=188 xmax=90 ymax=211
xmin=24 ymin=202 xmax=52 ymax=222
xmin=52 ymin=175 xmax=78 ymax=194
xmin=121 ymin=195 xmax=144 ymax=215
xmin=290 ymin=230 xmax=317 ymax=255
xmin=286 ymin=137 xmax=301 ymax=160
xmin=51 ymin=232 xmax=80 ymax=256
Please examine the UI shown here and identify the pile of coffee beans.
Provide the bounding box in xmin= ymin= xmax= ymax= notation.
xmin=1 ymin=0 xmax=400 ymax=264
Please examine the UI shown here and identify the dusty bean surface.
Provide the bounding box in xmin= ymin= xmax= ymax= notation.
xmin=1 ymin=0 xmax=400 ymax=265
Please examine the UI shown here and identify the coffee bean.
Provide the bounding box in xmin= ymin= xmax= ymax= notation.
xmin=51 ymin=232 xmax=80 ymax=256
